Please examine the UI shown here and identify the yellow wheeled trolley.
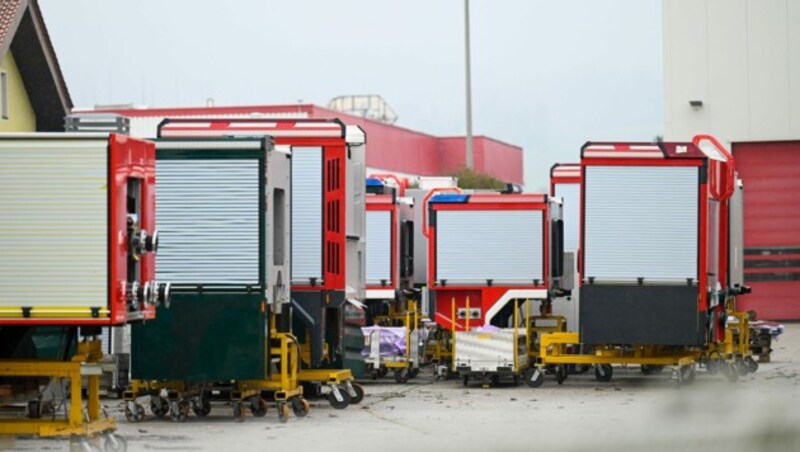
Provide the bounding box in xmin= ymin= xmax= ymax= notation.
xmin=298 ymin=368 xmax=364 ymax=410
xmin=449 ymin=298 xmax=532 ymax=388
xmin=364 ymin=299 xmax=422 ymax=383
xmin=295 ymin=328 xmax=365 ymax=409
xmin=524 ymin=304 xmax=754 ymax=388
xmin=123 ymin=328 xmax=309 ymax=424
xmin=524 ymin=135 xmax=757 ymax=388
xmin=0 ymin=340 xmax=125 ymax=451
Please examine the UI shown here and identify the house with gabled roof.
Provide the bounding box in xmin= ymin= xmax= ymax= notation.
xmin=0 ymin=0 xmax=71 ymax=131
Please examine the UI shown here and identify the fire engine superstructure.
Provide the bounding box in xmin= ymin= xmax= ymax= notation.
xmin=427 ymin=191 xmax=566 ymax=384
xmin=158 ymin=118 xmax=367 ymax=373
xmin=362 ymin=176 xmax=420 ymax=382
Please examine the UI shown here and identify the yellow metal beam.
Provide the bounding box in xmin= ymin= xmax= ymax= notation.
xmin=298 ymin=368 xmax=353 ymax=384
xmin=0 ymin=340 xmax=115 ymax=438
xmin=0 ymin=307 xmax=110 ymax=319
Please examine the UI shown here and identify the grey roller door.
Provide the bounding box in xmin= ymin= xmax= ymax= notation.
xmin=291 ymin=147 xmax=323 ymax=283
xmin=156 ymin=159 xmax=260 ymax=285
xmin=366 ymin=210 xmax=392 ymax=285
xmin=0 ymin=138 xmax=108 ymax=309
xmin=435 ymin=210 xmax=543 ymax=285
xmin=583 ymin=165 xmax=698 ymax=284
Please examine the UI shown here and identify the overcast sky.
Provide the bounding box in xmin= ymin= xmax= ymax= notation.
xmin=40 ymin=0 xmax=663 ymax=190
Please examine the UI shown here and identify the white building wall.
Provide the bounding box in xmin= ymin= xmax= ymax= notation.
xmin=663 ymin=0 xmax=800 ymax=142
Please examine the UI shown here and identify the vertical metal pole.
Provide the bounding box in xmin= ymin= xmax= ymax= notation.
xmin=466 ymin=296 xmax=470 ymax=332
xmin=464 ymin=0 xmax=474 ymax=169
xmin=69 ymin=367 xmax=82 ymax=426
xmin=405 ymin=309 xmax=411 ymax=366
xmin=526 ymin=299 xmax=531 ymax=361
xmin=513 ymin=299 xmax=519 ymax=372
xmin=451 ymin=297 xmax=457 ymax=371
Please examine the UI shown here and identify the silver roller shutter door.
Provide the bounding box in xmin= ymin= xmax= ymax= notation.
xmin=366 ymin=210 xmax=392 ymax=284
xmin=0 ymin=139 xmax=108 ymax=309
xmin=291 ymin=147 xmax=323 ymax=283
xmin=555 ymin=183 xmax=581 ymax=251
xmin=584 ymin=165 xmax=698 ymax=284
xmin=436 ymin=210 xmax=543 ymax=284
xmin=156 ymin=159 xmax=260 ymax=285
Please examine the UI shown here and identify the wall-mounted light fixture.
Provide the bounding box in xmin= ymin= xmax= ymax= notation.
xmin=689 ymin=100 xmax=703 ymax=110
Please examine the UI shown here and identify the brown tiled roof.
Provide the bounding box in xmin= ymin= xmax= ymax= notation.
xmin=0 ymin=0 xmax=24 ymax=54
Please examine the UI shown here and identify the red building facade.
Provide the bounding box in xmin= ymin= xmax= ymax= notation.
xmin=88 ymin=104 xmax=524 ymax=185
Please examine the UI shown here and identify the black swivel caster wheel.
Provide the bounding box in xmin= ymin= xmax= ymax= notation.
xmin=394 ymin=369 xmax=409 ymax=384
xmin=554 ymin=366 xmax=568 ymax=385
xmin=349 ymin=383 xmax=365 ymax=404
xmin=192 ymin=397 xmax=211 ymax=417
xmin=150 ymin=397 xmax=170 ymax=418
xmin=524 ymin=367 xmax=544 ymax=388
xmin=723 ymin=363 xmax=739 ymax=383
xmin=277 ymin=401 xmax=290 ymax=423
xmin=328 ymin=386 xmax=351 ymax=410
xmin=249 ymin=397 xmax=268 ymax=417
xmin=170 ymin=401 xmax=190 ymax=422
xmin=594 ymin=364 xmax=613 ymax=383
xmin=124 ymin=402 xmax=145 ymax=423
xmin=232 ymin=402 xmax=246 ymax=423
xmin=745 ymin=357 xmax=759 ymax=373
xmin=677 ymin=365 xmax=696 ymax=386
xmin=291 ymin=397 xmax=310 ymax=418
xmin=103 ymin=433 xmax=128 ymax=452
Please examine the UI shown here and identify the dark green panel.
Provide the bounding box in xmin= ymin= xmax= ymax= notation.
xmin=342 ymin=323 xmax=366 ymax=378
xmin=132 ymin=292 xmax=266 ymax=381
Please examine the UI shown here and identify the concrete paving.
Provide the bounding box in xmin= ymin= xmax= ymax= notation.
xmin=2 ymin=323 xmax=799 ymax=452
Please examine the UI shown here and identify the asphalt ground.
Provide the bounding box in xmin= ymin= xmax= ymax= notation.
xmin=2 ymin=323 xmax=798 ymax=452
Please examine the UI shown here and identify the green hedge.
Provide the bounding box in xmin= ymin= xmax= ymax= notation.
xmin=450 ymin=167 xmax=506 ymax=190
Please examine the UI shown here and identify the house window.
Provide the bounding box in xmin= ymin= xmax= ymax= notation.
xmin=1 ymin=71 xmax=7 ymax=120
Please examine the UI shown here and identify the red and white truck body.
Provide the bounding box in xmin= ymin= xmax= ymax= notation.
xmin=365 ymin=177 xmax=413 ymax=300
xmin=0 ymin=133 xmax=158 ymax=325
xmin=158 ymin=118 xmax=366 ymax=368
xmin=579 ymin=137 xmax=736 ymax=346
xmin=427 ymin=192 xmax=563 ymax=331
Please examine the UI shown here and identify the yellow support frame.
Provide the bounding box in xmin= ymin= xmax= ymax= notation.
xmin=535 ymin=314 xmax=751 ymax=370
xmin=721 ymin=298 xmax=752 ymax=360
xmin=236 ymin=332 xmax=302 ymax=401
xmin=297 ymin=368 xmax=353 ymax=385
xmin=531 ymin=292 xmax=754 ymax=372
xmin=425 ymin=329 xmax=453 ymax=365
xmin=0 ymin=341 xmax=116 ymax=437
xmin=124 ymin=325 xmax=305 ymax=420
xmin=526 ymin=311 xmax=567 ymax=362
xmin=538 ymin=332 xmax=699 ymax=367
